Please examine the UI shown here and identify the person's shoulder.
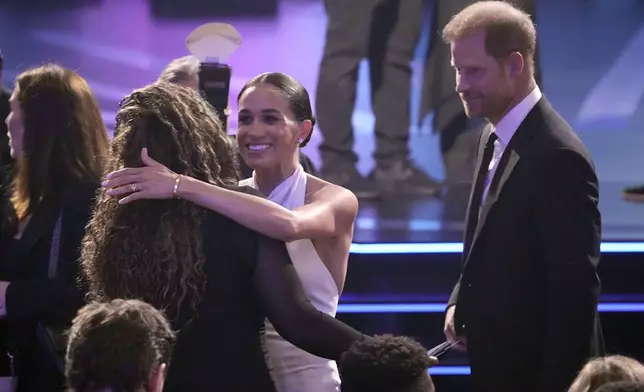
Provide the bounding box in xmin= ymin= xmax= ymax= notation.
xmin=527 ymin=98 xmax=593 ymax=163
xmin=307 ymin=175 xmax=358 ymax=213
xmin=63 ymin=180 xmax=101 ymax=209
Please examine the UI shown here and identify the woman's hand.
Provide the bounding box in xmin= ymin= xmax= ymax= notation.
xmin=102 ymin=148 xmax=178 ymax=205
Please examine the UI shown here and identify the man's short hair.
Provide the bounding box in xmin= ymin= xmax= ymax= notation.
xmin=442 ymin=1 xmax=537 ymax=64
xmin=65 ymin=299 xmax=176 ymax=392
xmin=158 ymin=55 xmax=200 ymax=85
xmin=339 ymin=335 xmax=434 ymax=392
xmin=594 ymin=381 xmax=644 ymax=392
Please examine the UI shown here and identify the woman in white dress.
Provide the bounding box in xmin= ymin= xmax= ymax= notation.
xmin=102 ymin=73 xmax=358 ymax=392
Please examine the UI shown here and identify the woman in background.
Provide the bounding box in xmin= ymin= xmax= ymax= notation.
xmin=0 ymin=64 xmax=108 ymax=391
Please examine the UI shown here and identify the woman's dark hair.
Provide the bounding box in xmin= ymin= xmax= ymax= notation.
xmin=10 ymin=64 xmax=109 ymax=219
xmin=66 ymin=299 xmax=176 ymax=392
xmin=237 ymin=72 xmax=316 ymax=147
xmin=82 ymin=82 xmax=239 ymax=319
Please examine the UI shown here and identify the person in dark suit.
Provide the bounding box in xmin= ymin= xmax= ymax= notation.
xmin=440 ymin=2 xmax=604 ymax=392
xmin=0 ymin=64 xmax=109 ymax=391
xmin=420 ymin=0 xmax=541 ymax=186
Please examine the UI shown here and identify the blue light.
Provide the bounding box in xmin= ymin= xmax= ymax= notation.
xmin=429 ymin=366 xmax=471 ymax=376
xmin=337 ymin=302 xmax=644 ymax=313
xmin=350 ymin=242 xmax=644 ymax=254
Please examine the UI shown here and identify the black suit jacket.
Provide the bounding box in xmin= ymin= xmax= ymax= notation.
xmin=448 ymin=97 xmax=604 ymax=392
xmin=0 ymin=181 xmax=98 ymax=392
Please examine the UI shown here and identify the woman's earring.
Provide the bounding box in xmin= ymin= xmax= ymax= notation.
xmin=297 ymin=138 xmax=303 ymax=144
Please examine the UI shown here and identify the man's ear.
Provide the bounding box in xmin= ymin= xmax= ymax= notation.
xmin=507 ymin=51 xmax=525 ymax=78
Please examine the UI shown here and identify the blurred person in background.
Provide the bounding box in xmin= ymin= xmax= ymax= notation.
xmin=0 ymin=64 xmax=108 ymax=392
xmin=315 ymin=0 xmax=441 ymax=199
xmin=568 ymin=356 xmax=644 ymax=392
xmin=1 ymin=50 xmax=14 ymax=236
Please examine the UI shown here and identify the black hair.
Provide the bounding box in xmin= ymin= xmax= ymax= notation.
xmin=339 ymin=335 xmax=434 ymax=392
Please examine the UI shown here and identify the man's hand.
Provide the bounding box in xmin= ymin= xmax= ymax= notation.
xmin=444 ymin=305 xmax=466 ymax=348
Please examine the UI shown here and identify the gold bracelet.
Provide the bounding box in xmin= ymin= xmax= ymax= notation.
xmin=173 ymin=174 xmax=182 ymax=199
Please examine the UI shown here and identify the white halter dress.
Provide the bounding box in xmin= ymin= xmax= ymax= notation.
xmin=240 ymin=165 xmax=341 ymax=392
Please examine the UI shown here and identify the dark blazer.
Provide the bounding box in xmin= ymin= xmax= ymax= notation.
xmin=0 ymin=181 xmax=98 ymax=392
xmin=448 ymin=97 xmax=604 ymax=392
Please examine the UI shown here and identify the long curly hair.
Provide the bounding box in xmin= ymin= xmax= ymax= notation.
xmin=82 ymin=82 xmax=239 ymax=319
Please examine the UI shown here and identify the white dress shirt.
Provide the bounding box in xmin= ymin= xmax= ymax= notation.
xmin=481 ymin=86 xmax=543 ymax=203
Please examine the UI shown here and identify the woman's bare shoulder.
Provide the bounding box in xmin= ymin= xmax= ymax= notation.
xmin=306 ymin=174 xmax=358 ymax=212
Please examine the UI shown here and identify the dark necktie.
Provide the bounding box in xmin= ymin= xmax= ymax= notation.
xmin=466 ymin=132 xmax=498 ymax=241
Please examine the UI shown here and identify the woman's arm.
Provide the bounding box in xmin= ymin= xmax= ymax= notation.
xmin=253 ymin=233 xmax=369 ymax=359
xmin=104 ymin=148 xmax=358 ymax=242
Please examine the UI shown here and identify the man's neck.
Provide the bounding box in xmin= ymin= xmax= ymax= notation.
xmin=489 ymin=78 xmax=537 ymax=126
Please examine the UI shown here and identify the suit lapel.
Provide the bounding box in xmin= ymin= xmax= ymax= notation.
xmin=471 ymin=148 xmax=521 ymax=245
xmin=463 ymin=96 xmax=545 ymax=265
xmin=10 ymin=197 xmax=61 ymax=262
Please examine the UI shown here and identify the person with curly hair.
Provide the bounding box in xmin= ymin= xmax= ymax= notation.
xmin=65 ymin=299 xmax=176 ymax=392
xmin=84 ymin=81 xmax=369 ymax=392
xmin=102 ymin=72 xmax=358 ymax=392
xmin=339 ymin=335 xmax=436 ymax=392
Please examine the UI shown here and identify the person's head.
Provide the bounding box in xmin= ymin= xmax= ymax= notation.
xmin=339 ymin=335 xmax=435 ymax=392
xmin=5 ymin=64 xmax=109 ymax=219
xmin=594 ymin=382 xmax=644 ymax=392
xmin=66 ymin=299 xmax=175 ymax=392
xmin=82 ymin=82 xmax=238 ymax=318
xmin=157 ymin=56 xmax=200 ymax=91
xmin=442 ymin=1 xmax=537 ymax=124
xmin=236 ymin=72 xmax=314 ymax=174
xmin=568 ymin=356 xmax=644 ymax=392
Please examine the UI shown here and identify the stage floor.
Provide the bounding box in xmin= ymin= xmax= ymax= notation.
xmin=350 ymin=181 xmax=644 ymax=246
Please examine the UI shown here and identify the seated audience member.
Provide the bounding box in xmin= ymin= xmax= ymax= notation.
xmin=158 ymin=56 xmax=318 ymax=177
xmin=65 ymin=299 xmax=176 ymax=392
xmin=595 ymin=382 xmax=644 ymax=392
xmin=568 ymin=355 xmax=644 ymax=392
xmin=339 ymin=335 xmax=436 ymax=392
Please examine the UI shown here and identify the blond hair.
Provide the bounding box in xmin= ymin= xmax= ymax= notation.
xmin=568 ymin=356 xmax=644 ymax=392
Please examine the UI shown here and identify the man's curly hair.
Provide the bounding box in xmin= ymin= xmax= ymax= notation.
xmin=339 ymin=335 xmax=434 ymax=392
xmin=82 ymin=82 xmax=239 ymax=319
xmin=65 ymin=299 xmax=176 ymax=392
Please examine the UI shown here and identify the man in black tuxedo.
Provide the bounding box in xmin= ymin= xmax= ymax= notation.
xmin=441 ymin=2 xmax=604 ymax=392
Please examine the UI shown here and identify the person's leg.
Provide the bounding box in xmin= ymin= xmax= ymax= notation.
xmin=428 ymin=0 xmax=488 ymax=185
xmin=316 ymin=0 xmax=381 ymax=198
xmin=368 ymin=0 xmax=441 ymax=196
